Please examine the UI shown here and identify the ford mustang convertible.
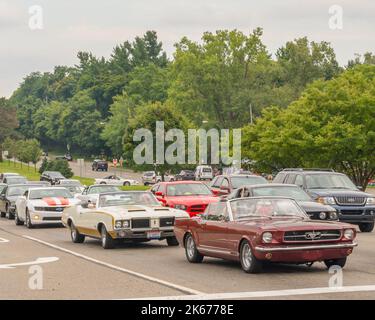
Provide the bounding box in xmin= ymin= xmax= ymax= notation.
xmin=174 ymin=197 xmax=357 ymax=273
xmin=62 ymin=191 xmax=190 ymax=249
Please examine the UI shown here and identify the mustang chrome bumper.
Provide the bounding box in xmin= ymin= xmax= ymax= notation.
xmin=255 ymin=242 xmax=358 ymax=252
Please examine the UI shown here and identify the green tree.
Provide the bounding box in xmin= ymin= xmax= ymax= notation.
xmin=243 ymin=65 xmax=375 ymax=188
xmin=0 ymin=98 xmax=18 ymax=161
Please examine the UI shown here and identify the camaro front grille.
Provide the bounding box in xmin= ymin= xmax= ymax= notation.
xmin=335 ymin=196 xmax=366 ymax=206
xmin=284 ymin=230 xmax=341 ymax=242
xmin=131 ymin=219 xmax=150 ymax=229
xmin=34 ymin=207 xmax=65 ymax=212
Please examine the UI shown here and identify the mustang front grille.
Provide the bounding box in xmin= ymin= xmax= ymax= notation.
xmin=284 ymin=230 xmax=341 ymax=242
xmin=131 ymin=218 xmax=150 ymax=229
xmin=159 ymin=217 xmax=175 ymax=227
xmin=335 ymin=196 xmax=366 ymax=206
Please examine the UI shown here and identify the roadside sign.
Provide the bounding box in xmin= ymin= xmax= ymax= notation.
xmin=119 ymin=157 xmax=124 ymax=168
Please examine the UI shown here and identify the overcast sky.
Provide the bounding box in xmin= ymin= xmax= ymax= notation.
xmin=1 ymin=0 xmax=374 ymax=97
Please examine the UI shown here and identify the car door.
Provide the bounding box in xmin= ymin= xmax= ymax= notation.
xmin=197 ymin=202 xmax=230 ymax=253
xmin=75 ymin=203 xmax=101 ymax=236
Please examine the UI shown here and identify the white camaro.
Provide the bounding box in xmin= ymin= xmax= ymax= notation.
xmin=62 ymin=191 xmax=190 ymax=249
xmin=94 ymin=175 xmax=139 ymax=186
xmin=15 ymin=187 xmax=79 ymax=228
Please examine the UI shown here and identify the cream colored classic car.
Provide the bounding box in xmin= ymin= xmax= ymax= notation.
xmin=62 ymin=191 xmax=190 ymax=249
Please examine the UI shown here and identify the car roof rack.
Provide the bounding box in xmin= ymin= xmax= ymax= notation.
xmin=282 ymin=168 xmax=335 ymax=172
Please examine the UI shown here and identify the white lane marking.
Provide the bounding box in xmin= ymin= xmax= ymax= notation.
xmin=0 ymin=237 xmax=10 ymax=243
xmin=0 ymin=257 xmax=59 ymax=269
xmin=23 ymin=235 xmax=203 ymax=295
xmin=130 ymin=285 xmax=375 ymax=300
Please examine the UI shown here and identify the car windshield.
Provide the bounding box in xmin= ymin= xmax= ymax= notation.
xmin=202 ymin=168 xmax=212 ymax=172
xmin=98 ymin=192 xmax=159 ymax=208
xmin=144 ymin=172 xmax=155 ymax=176
xmin=231 ymin=176 xmax=268 ymax=189
xmin=6 ymin=177 xmax=27 ymax=184
xmin=7 ymin=185 xmax=42 ymax=197
xmin=306 ymin=174 xmax=357 ymax=190
xmin=167 ymin=183 xmax=212 ymax=196
xmin=29 ymin=189 xmax=73 ymax=200
xmin=47 ymin=172 xmax=65 ymax=178
xmin=60 ymin=180 xmax=81 ymax=186
xmin=64 ymin=186 xmax=82 ymax=193
xmin=251 ymin=186 xmax=311 ymax=201
xmin=88 ymin=185 xmax=120 ymax=194
xmin=230 ymin=198 xmax=306 ymax=220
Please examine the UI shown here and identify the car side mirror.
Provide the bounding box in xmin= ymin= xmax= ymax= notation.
xmin=357 ymin=185 xmax=364 ymax=191
xmin=220 ymin=186 xmax=229 ymax=193
xmin=80 ymin=201 xmax=89 ymax=209
xmin=155 ymin=191 xmax=164 ymax=197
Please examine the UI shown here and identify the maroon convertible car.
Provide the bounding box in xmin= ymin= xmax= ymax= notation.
xmin=174 ymin=197 xmax=357 ymax=273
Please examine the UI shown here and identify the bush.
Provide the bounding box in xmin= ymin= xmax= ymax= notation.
xmin=39 ymin=159 xmax=74 ymax=178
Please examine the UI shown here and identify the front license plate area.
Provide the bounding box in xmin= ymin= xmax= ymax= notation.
xmin=147 ymin=231 xmax=161 ymax=239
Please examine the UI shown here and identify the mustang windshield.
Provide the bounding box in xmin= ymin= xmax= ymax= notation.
xmin=167 ymin=183 xmax=212 ymax=196
xmin=29 ymin=189 xmax=73 ymax=200
xmin=251 ymin=186 xmax=311 ymax=201
xmin=230 ymin=198 xmax=306 ymax=220
xmin=306 ymin=174 xmax=357 ymax=190
xmin=98 ymin=192 xmax=159 ymax=207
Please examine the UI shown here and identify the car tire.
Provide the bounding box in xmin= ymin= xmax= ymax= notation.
xmin=100 ymin=225 xmax=115 ymax=249
xmin=100 ymin=182 xmax=106 ymax=185
xmin=6 ymin=204 xmax=14 ymax=220
xmin=167 ymin=236 xmax=179 ymax=246
xmin=123 ymin=181 xmax=130 ymax=187
xmin=359 ymin=222 xmax=374 ymax=233
xmin=240 ymin=240 xmax=262 ymax=273
xmin=0 ymin=211 xmax=5 ymax=218
xmin=70 ymin=222 xmax=85 ymax=243
xmin=185 ymin=233 xmax=203 ymax=263
xmin=324 ymin=257 xmax=347 ymax=269
xmin=25 ymin=209 xmax=34 ymax=229
xmin=14 ymin=211 xmax=24 ymax=226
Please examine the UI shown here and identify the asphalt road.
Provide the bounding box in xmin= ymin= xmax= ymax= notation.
xmin=1 ymin=218 xmax=375 ymax=300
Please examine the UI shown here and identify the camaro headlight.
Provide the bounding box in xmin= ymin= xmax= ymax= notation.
xmin=318 ymin=197 xmax=336 ymax=205
xmin=319 ymin=212 xmax=327 ymax=220
xmin=343 ymin=229 xmax=354 ymax=240
xmin=174 ymin=204 xmax=187 ymax=210
xmin=329 ymin=211 xmax=338 ymax=220
xmin=366 ymin=197 xmax=375 ymax=205
xmin=262 ymin=232 xmax=273 ymax=243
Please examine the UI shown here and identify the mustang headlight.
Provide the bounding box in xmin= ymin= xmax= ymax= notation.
xmin=318 ymin=197 xmax=336 ymax=205
xmin=262 ymin=232 xmax=273 ymax=243
xmin=174 ymin=204 xmax=187 ymax=210
xmin=343 ymin=229 xmax=354 ymax=240
xmin=319 ymin=212 xmax=327 ymax=220
xmin=366 ymin=197 xmax=375 ymax=205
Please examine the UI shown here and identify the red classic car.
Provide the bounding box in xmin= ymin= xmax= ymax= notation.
xmin=151 ymin=181 xmax=219 ymax=217
xmin=174 ymin=197 xmax=357 ymax=273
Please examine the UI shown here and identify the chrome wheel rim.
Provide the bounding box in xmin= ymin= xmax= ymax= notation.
xmin=71 ymin=227 xmax=76 ymax=240
xmin=101 ymin=229 xmax=106 ymax=247
xmin=186 ymin=236 xmax=195 ymax=259
xmin=241 ymin=243 xmax=252 ymax=269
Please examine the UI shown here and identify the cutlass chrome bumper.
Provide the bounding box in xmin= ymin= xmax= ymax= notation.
xmin=255 ymin=242 xmax=358 ymax=252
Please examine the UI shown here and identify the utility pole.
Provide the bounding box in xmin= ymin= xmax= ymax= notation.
xmin=249 ymin=104 xmax=253 ymax=125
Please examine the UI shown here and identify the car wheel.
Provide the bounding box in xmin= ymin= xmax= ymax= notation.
xmin=70 ymin=222 xmax=85 ymax=243
xmin=359 ymin=222 xmax=374 ymax=233
xmin=324 ymin=257 xmax=347 ymax=269
xmin=100 ymin=182 xmax=106 ymax=185
xmin=6 ymin=204 xmax=14 ymax=220
xmin=240 ymin=240 xmax=262 ymax=273
xmin=167 ymin=236 xmax=179 ymax=246
xmin=185 ymin=233 xmax=203 ymax=263
xmin=14 ymin=211 xmax=24 ymax=226
xmin=25 ymin=209 xmax=34 ymax=229
xmin=123 ymin=181 xmax=130 ymax=186
xmin=0 ymin=211 xmax=5 ymax=218
xmin=100 ymin=225 xmax=115 ymax=249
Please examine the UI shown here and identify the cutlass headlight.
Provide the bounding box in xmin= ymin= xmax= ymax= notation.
xmin=115 ymin=220 xmax=122 ymax=229
xmin=262 ymin=232 xmax=273 ymax=243
xmin=174 ymin=204 xmax=187 ymax=210
xmin=343 ymin=229 xmax=354 ymax=240
xmin=319 ymin=212 xmax=327 ymax=220
xmin=317 ymin=197 xmax=336 ymax=205
xmin=122 ymin=220 xmax=130 ymax=228
xmin=329 ymin=211 xmax=338 ymax=220
xmin=366 ymin=197 xmax=375 ymax=205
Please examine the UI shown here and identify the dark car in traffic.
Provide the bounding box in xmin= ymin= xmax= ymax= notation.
xmin=273 ymin=169 xmax=375 ymax=232
xmin=227 ymin=184 xmax=338 ymax=221
xmin=0 ymin=183 xmax=48 ymax=219
xmin=3 ymin=175 xmax=28 ymax=185
xmin=210 ymin=174 xmax=268 ymax=196
xmin=40 ymin=171 xmax=66 ymax=185
xmin=176 ymin=170 xmax=195 ymax=181
xmin=92 ymin=159 xmax=108 ymax=172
